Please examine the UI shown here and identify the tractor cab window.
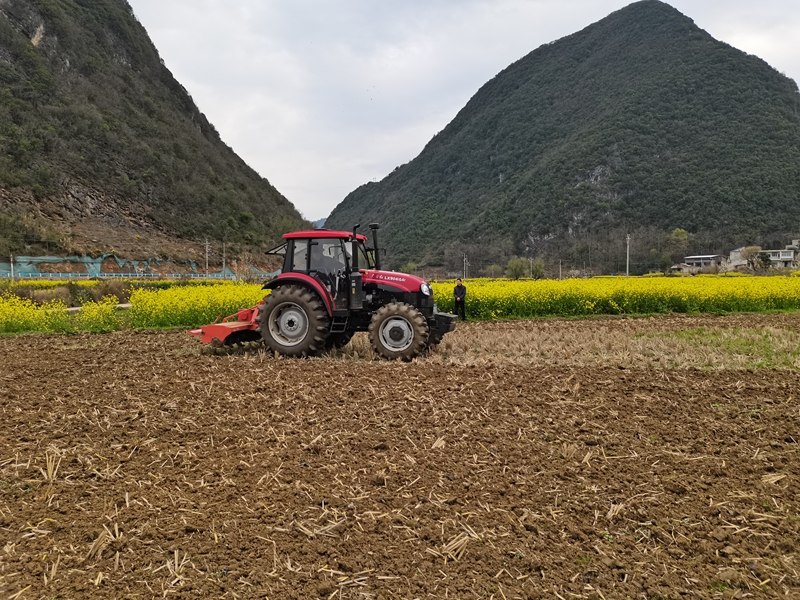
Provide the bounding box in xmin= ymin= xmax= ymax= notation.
xmin=346 ymin=241 xmax=373 ymax=270
xmin=265 ymin=242 xmax=287 ymax=257
xmin=292 ymin=239 xmax=309 ymax=271
xmin=266 ymin=241 xmax=289 ymax=272
xmin=309 ymin=239 xmax=348 ymax=275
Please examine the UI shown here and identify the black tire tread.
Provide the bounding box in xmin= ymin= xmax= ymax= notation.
xmin=256 ymin=286 xmax=329 ymax=357
xmin=368 ymin=302 xmax=428 ymax=361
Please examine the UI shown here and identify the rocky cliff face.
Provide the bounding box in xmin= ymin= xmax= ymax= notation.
xmin=0 ymin=0 xmax=306 ymax=259
xmin=1 ymin=179 xmax=151 ymax=229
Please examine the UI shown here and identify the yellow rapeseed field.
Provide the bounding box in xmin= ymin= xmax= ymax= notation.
xmin=75 ymin=295 xmax=122 ymax=333
xmin=4 ymin=276 xmax=800 ymax=334
xmin=432 ymin=276 xmax=800 ymax=319
xmin=1 ymin=279 xmax=259 ymax=333
xmin=0 ymin=294 xmax=73 ymax=334
xmin=128 ymin=282 xmax=267 ymax=328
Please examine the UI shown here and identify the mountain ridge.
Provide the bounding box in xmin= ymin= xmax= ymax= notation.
xmin=327 ymin=0 xmax=800 ymax=274
xmin=0 ymin=0 xmax=307 ymax=259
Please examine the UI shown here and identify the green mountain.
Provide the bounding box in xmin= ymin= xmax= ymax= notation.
xmin=0 ymin=0 xmax=306 ymax=257
xmin=327 ymin=0 xmax=800 ymax=274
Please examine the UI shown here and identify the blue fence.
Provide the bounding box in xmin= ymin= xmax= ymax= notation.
xmin=1 ymin=255 xmax=279 ymax=279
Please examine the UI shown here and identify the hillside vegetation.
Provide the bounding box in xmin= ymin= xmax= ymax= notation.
xmin=0 ymin=0 xmax=306 ymax=257
xmin=327 ymin=0 xmax=800 ymax=274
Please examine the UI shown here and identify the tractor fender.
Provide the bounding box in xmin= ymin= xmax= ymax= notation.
xmin=263 ymin=273 xmax=334 ymax=316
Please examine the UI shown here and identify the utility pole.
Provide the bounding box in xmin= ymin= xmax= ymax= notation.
xmin=529 ymin=258 xmax=533 ymax=279
xmin=204 ymin=238 xmax=210 ymax=275
xmin=626 ymin=233 xmax=631 ymax=277
xmin=222 ymin=242 xmax=226 ymax=279
xmin=559 ymin=259 xmax=562 ymax=280
xmin=10 ymin=254 xmax=14 ymax=279
xmin=463 ymin=254 xmax=467 ymax=280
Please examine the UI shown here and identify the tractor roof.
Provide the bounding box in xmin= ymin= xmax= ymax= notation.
xmin=283 ymin=230 xmax=368 ymax=241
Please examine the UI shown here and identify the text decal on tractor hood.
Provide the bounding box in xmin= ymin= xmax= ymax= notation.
xmin=374 ymin=274 xmax=406 ymax=283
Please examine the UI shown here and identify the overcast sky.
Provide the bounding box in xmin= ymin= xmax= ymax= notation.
xmin=125 ymin=0 xmax=800 ymax=222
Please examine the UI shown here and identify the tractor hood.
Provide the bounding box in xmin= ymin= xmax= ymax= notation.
xmin=362 ymin=270 xmax=430 ymax=294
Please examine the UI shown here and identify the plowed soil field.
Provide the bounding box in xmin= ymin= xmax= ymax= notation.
xmin=1 ymin=314 xmax=799 ymax=600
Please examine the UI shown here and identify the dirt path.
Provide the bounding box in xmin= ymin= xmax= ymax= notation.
xmin=1 ymin=315 xmax=799 ymax=599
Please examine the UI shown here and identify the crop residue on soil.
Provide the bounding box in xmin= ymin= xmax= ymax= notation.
xmin=1 ymin=314 xmax=799 ymax=599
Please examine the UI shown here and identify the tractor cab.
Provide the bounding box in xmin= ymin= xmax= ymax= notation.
xmin=267 ymin=229 xmax=374 ymax=311
xmin=268 ymin=233 xmax=373 ymax=271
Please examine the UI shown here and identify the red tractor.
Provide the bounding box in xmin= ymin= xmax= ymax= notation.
xmin=189 ymin=224 xmax=457 ymax=360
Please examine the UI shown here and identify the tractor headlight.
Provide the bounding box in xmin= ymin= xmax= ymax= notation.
xmin=420 ymin=283 xmax=433 ymax=296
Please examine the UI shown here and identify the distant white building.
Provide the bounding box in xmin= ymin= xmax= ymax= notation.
xmin=764 ymin=247 xmax=796 ymax=268
xmin=672 ymin=254 xmax=724 ymax=274
xmin=727 ymin=247 xmax=748 ymax=270
xmin=684 ymin=255 xmax=724 ymax=269
xmin=727 ymin=239 xmax=798 ymax=270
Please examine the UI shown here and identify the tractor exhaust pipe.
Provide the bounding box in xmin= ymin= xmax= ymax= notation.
xmin=352 ymin=224 xmax=360 ymax=271
xmin=350 ymin=224 xmax=364 ymax=309
xmin=369 ymin=223 xmax=381 ymax=270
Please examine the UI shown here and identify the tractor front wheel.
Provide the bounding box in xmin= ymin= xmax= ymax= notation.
xmin=257 ymin=286 xmax=329 ymax=357
xmin=368 ymin=303 xmax=428 ymax=361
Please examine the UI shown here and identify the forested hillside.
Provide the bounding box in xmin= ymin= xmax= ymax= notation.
xmin=327 ymin=0 xmax=800 ymax=274
xmin=0 ymin=0 xmax=306 ymax=257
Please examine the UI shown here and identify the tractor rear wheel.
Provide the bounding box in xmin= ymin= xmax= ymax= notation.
xmin=257 ymin=286 xmax=329 ymax=357
xmin=368 ymin=303 xmax=428 ymax=361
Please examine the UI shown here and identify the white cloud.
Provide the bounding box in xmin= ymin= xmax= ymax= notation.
xmin=126 ymin=0 xmax=800 ymax=221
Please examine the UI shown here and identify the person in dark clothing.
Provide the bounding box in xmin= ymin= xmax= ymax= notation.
xmin=453 ymin=278 xmax=467 ymax=321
